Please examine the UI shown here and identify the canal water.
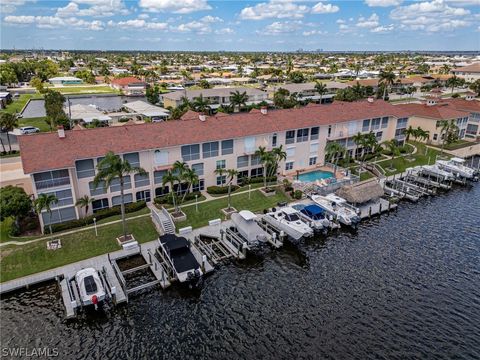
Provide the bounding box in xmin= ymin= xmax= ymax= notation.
xmin=1 ymin=180 xmax=479 ymax=359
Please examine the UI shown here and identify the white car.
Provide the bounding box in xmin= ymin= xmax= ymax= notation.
xmin=20 ymin=126 xmax=40 ymax=134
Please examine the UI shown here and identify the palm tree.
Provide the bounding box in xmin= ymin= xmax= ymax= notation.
xmin=230 ymin=90 xmax=248 ymax=112
xmin=181 ymin=167 xmax=199 ymax=203
xmin=192 ymin=94 xmax=210 ymax=113
xmin=254 ymin=146 xmax=273 ymax=190
xmin=162 ymin=170 xmax=180 ymax=213
xmin=75 ymin=195 xmax=94 ymax=218
xmin=223 ymin=168 xmax=238 ymax=210
xmin=179 ymin=96 xmax=191 ymax=111
xmin=324 ymin=141 xmax=346 ymax=175
xmin=0 ymin=113 xmax=18 ymax=152
xmin=404 ymin=126 xmax=417 ymax=142
xmin=362 ymin=131 xmax=377 ymax=164
xmin=436 ymin=119 xmax=459 ymax=155
xmin=93 ymin=151 xmax=147 ymax=241
xmin=441 ymin=64 xmax=451 ymax=75
xmin=352 ymin=132 xmax=366 ymax=161
xmin=34 ymin=193 xmax=58 ymax=234
xmin=314 ymin=82 xmax=327 ymax=104
xmin=379 ymin=70 xmax=396 ymax=100
xmin=446 ymin=75 xmax=462 ymax=94
xmin=384 ymin=139 xmax=400 ymax=171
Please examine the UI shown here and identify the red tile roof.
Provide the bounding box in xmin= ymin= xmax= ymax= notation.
xmin=453 ymin=63 xmax=480 ymax=74
xmin=441 ymin=98 xmax=480 ymax=113
xmin=396 ymin=103 xmax=468 ymax=120
xmin=19 ymin=100 xmax=409 ymax=174
xmin=110 ymin=77 xmax=144 ymax=86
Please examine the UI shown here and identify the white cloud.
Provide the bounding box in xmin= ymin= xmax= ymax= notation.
xmin=260 ymin=20 xmax=302 ymax=35
xmin=56 ymin=0 xmax=129 ymax=18
xmin=56 ymin=2 xmax=79 ymax=17
xmin=302 ymin=29 xmax=327 ymax=36
xmin=311 ymin=2 xmax=340 ymax=14
xmin=139 ymin=0 xmax=211 ymax=14
xmin=138 ymin=13 xmax=149 ymax=19
xmin=371 ymin=24 xmax=395 ymax=32
xmin=3 ymin=15 xmax=35 ymax=24
xmin=365 ymin=0 xmax=402 ymax=7
xmin=356 ymin=13 xmax=380 ymax=28
xmin=390 ymin=0 xmax=471 ymax=32
xmin=215 ymin=27 xmax=234 ymax=35
xmin=200 ymin=15 xmax=223 ymax=23
xmin=336 ymin=19 xmax=346 ymax=24
xmin=4 ymin=15 xmax=106 ymax=30
xmin=0 ymin=0 xmax=36 ymax=14
xmin=171 ymin=15 xmax=223 ymax=34
xmin=115 ymin=19 xmax=168 ymax=30
xmin=239 ymin=0 xmax=309 ymax=20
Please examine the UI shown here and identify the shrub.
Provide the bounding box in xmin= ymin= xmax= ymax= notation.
xmin=206 ymin=185 xmax=240 ymax=195
xmin=154 ymin=191 xmax=201 ymax=205
xmin=50 ymin=201 xmax=146 ymax=233
xmin=292 ymin=190 xmax=303 ymax=200
xmin=238 ymin=176 xmax=277 ymax=186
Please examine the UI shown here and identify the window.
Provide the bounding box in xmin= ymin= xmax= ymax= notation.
xmin=155 ymin=186 xmax=169 ymax=197
xmin=33 ymin=169 xmax=70 ymax=190
xmin=203 ymin=141 xmax=219 ymax=158
xmin=395 ymin=128 xmax=405 ymax=137
xmin=181 ymin=144 xmax=200 ymax=161
xmin=250 ymin=155 xmax=261 ymax=166
xmin=136 ymin=190 xmax=151 ymax=202
xmin=376 ymin=131 xmax=383 ymax=141
xmin=89 ymin=181 xmax=106 ymax=196
xmin=272 ymin=133 xmax=277 ymax=147
xmin=123 ymin=153 xmax=140 ymax=168
xmin=250 ymin=167 xmax=263 ymax=178
xmin=237 ymin=155 xmax=249 ymax=168
xmin=286 ymin=130 xmax=295 ymax=144
xmin=327 ymin=125 xmax=332 ymax=137
xmin=110 ymin=176 xmax=131 ymax=193
xmin=244 ymin=136 xmax=256 ymax=153
xmin=221 ymin=140 xmax=234 ymax=155
xmin=310 ymin=143 xmax=319 ymax=155
xmin=310 ymin=127 xmax=319 ymax=140
xmin=286 ymin=147 xmax=295 ymax=158
xmin=238 ymin=170 xmax=249 ymax=180
xmin=297 ymin=128 xmax=309 ymax=142
xmin=362 ymin=119 xmax=370 ymax=132
xmin=42 ymin=206 xmax=76 ymax=225
xmin=134 ymin=173 xmax=150 ymax=188
xmin=216 ymin=175 xmax=226 ymax=186
xmin=396 ymin=117 xmax=408 ymax=129
xmin=309 ymin=157 xmax=317 ymax=166
xmin=154 ymin=170 xmax=167 ymax=184
xmin=347 ymin=138 xmax=355 ymax=147
xmin=381 ymin=117 xmax=389 ymax=129
xmin=285 ymin=162 xmax=294 ymax=171
xmin=371 ymin=118 xmax=381 ymax=131
xmin=192 ymin=179 xmax=205 ymax=192
xmin=154 ymin=150 xmax=168 ymax=165
xmin=112 ymin=193 xmax=133 ymax=206
xmin=40 ymin=189 xmax=73 ymax=208
xmin=191 ymin=163 xmax=204 ymax=176
xmin=75 ymin=159 xmax=95 ymax=179
xmin=216 ymin=160 xmax=226 ymax=169
xmin=92 ymin=198 xmax=109 ymax=212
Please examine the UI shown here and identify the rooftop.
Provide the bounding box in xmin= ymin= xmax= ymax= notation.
xmin=452 ymin=63 xmax=480 ymax=73
xmin=110 ymin=77 xmax=145 ymax=86
xmin=19 ymin=100 xmax=409 ymax=174
xmin=163 ymin=87 xmax=266 ymax=101
xmin=396 ymin=102 xmax=469 ymax=120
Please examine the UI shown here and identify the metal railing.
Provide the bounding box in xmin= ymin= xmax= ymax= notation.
xmin=35 ymin=177 xmax=71 ymax=190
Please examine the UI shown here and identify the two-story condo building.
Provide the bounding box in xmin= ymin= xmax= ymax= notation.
xmin=18 ymin=100 xmax=409 ymax=230
xmin=162 ymin=87 xmax=269 ymax=109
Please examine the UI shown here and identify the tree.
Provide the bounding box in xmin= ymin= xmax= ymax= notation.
xmin=192 ymin=94 xmax=211 ymax=113
xmin=181 ymin=167 xmax=199 ymax=203
xmin=230 ymin=90 xmax=248 ymax=112
xmin=34 ymin=193 xmax=58 ymax=234
xmin=446 ymin=75 xmax=464 ymax=94
xmin=269 ymin=145 xmax=287 ymax=184
xmin=379 ymin=70 xmax=396 ymax=100
xmin=162 ymin=170 xmax=180 ymax=213
xmin=288 ymin=71 xmax=305 ymax=83
xmin=146 ymin=84 xmax=160 ymax=104
xmin=441 ymin=64 xmax=451 ymax=75
xmin=0 ymin=113 xmax=18 ymax=152
xmin=273 ymin=88 xmax=297 ymax=109
xmin=254 ymin=146 xmax=274 ymax=190
xmin=198 ymin=79 xmax=212 ymax=89
xmin=93 ymin=151 xmax=147 ymax=241
xmin=35 ymin=59 xmax=59 ymax=81
xmin=75 ymin=69 xmax=95 ymax=84
xmin=0 ymin=63 xmax=18 ymax=86
xmin=0 ymin=186 xmax=33 ymax=228
xmin=384 ymin=139 xmax=400 ymax=171
xmin=44 ymin=90 xmax=68 ymax=130
xmin=436 ymin=119 xmax=459 ymax=154
xmin=217 ymin=168 xmax=238 ymax=210
xmin=404 ymin=126 xmax=417 ymax=142
xmin=30 ymin=76 xmax=45 ymax=93
xmin=75 ymin=195 xmax=94 ymax=218
xmin=469 ymin=79 xmax=480 ymax=96
xmin=314 ymin=82 xmax=327 ymax=104
xmin=324 ymin=141 xmax=346 ymax=175
xmin=172 ymin=160 xmax=189 ymax=201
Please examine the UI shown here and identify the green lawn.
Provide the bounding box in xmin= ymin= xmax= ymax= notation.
xmin=377 ymin=141 xmax=447 ymax=175
xmin=175 ymin=189 xmax=290 ymax=230
xmin=51 ymin=85 xmax=119 ymax=95
xmin=428 ymin=139 xmax=478 ymax=151
xmin=0 ymin=218 xmax=38 ymax=244
xmin=18 ymin=116 xmax=50 ymax=132
xmin=0 ymin=216 xmax=158 ymax=282
xmin=208 ymin=182 xmax=265 ymax=197
xmin=1 ymin=94 xmax=39 ymax=115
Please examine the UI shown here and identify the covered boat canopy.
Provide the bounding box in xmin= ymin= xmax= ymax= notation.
xmin=239 ymin=210 xmax=257 ymax=221
xmin=336 ymin=180 xmax=384 ymax=204
xmin=303 ymin=205 xmax=325 ymax=216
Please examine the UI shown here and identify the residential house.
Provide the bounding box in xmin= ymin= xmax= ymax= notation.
xmin=49 ymin=76 xmax=82 ymax=85
xmin=110 ymin=77 xmax=146 ymax=96
xmin=452 ymin=63 xmax=480 ymax=82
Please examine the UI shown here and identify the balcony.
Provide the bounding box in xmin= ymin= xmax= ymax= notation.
xmin=35 ymin=177 xmax=71 ymax=190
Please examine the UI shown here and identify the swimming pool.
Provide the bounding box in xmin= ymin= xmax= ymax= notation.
xmin=297 ymin=170 xmax=334 ymax=182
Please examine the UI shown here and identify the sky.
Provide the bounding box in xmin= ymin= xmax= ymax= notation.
xmin=1 ymin=0 xmax=479 ymax=51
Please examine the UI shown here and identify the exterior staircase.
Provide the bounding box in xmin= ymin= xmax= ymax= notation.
xmin=147 ymin=203 xmax=175 ymax=235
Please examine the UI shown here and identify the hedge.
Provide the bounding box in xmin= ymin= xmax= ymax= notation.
xmin=50 ymin=201 xmax=146 ymax=233
xmin=238 ymin=176 xmax=277 ymax=186
xmin=206 ymin=185 xmax=240 ymax=195
xmin=154 ymin=191 xmax=201 ymax=205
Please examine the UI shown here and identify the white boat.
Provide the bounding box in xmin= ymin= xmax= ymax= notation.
xmin=311 ymin=194 xmax=361 ymax=227
xmin=436 ymin=158 xmax=477 ymax=179
xmin=291 ymin=203 xmax=332 ymax=232
xmin=75 ymin=268 xmax=106 ymax=309
xmin=416 ymin=165 xmax=455 ymax=181
xmin=231 ymin=210 xmax=270 ymax=246
xmin=262 ymin=207 xmax=314 ymax=240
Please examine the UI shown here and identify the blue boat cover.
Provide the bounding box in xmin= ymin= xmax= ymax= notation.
xmin=304 ymin=205 xmax=325 ymax=216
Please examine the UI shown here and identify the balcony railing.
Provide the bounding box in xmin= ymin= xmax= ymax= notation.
xmin=35 ymin=177 xmax=71 ymax=190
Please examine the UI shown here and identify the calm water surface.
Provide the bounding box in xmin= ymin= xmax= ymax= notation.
xmin=1 ymin=179 xmax=479 ymax=359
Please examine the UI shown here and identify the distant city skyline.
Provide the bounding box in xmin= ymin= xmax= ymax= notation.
xmin=1 ymin=0 xmax=479 ymax=51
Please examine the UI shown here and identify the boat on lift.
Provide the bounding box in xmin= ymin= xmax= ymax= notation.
xmin=75 ymin=268 xmax=106 ymax=310
xmin=262 ymin=207 xmax=314 ymax=240
xmin=436 ymin=157 xmax=478 ymax=180
xmin=231 ymin=210 xmax=271 ymax=247
xmin=311 ymin=194 xmax=361 ymax=227
xmin=291 ymin=203 xmax=333 ymax=233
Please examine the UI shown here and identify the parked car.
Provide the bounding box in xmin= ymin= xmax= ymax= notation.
xmin=20 ymin=126 xmax=40 ymax=134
